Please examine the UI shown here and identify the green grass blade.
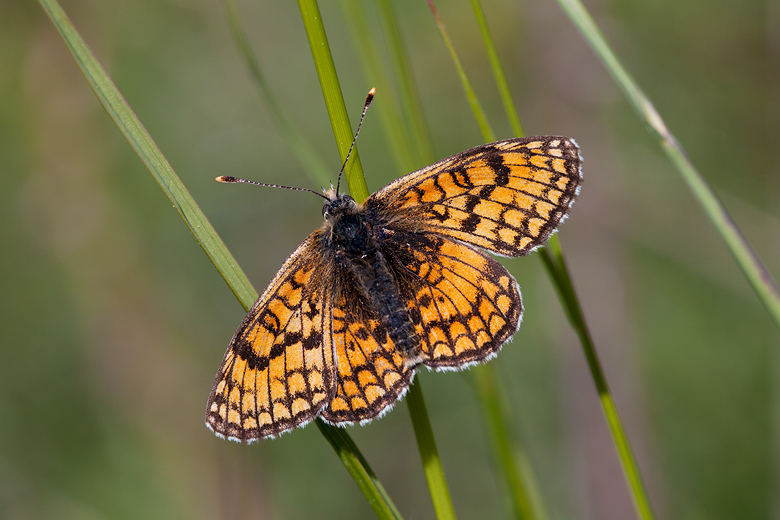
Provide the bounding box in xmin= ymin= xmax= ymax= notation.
xmin=296 ymin=1 xmax=455 ymax=517
xmin=406 ymin=379 xmax=457 ymax=520
xmin=316 ymin=421 xmax=404 ymax=520
xmin=425 ymin=0 xmax=495 ymax=142
xmin=540 ymin=238 xmax=656 ymax=520
xmin=298 ymin=0 xmax=453 ymax=518
xmin=472 ymin=366 xmax=549 ymax=520
xmin=303 ymin=1 xmax=457 ymax=516
xmin=468 ymin=0 xmax=524 ymax=138
xmin=555 ymin=0 xmax=780 ymax=332
xmin=297 ymin=0 xmax=369 ymax=202
xmin=338 ymin=0 xmax=418 ymax=175
xmin=466 ymin=5 xmax=553 ymax=517
xmin=376 ymin=0 xmax=436 ymax=165
xmin=221 ymin=0 xmax=331 ymax=186
xmin=37 ymin=0 xmax=256 ymax=308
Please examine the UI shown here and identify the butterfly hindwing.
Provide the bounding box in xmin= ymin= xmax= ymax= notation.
xmin=382 ymin=230 xmax=523 ymax=369
xmin=319 ymin=295 xmax=415 ymax=424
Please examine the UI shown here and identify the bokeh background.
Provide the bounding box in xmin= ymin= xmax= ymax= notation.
xmin=2 ymin=0 xmax=779 ymax=518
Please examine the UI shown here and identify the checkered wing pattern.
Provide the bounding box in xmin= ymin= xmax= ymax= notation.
xmin=383 ymin=231 xmax=523 ymax=369
xmin=207 ymin=135 xmax=582 ymax=441
xmin=206 ymin=235 xmax=335 ymax=441
xmin=369 ymin=137 xmax=581 ymax=258
xmin=319 ymin=298 xmax=415 ymax=423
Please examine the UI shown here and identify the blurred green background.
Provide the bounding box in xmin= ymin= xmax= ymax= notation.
xmin=1 ymin=0 xmax=778 ymax=518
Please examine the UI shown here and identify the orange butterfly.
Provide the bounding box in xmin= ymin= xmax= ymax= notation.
xmin=207 ymin=113 xmax=581 ymax=443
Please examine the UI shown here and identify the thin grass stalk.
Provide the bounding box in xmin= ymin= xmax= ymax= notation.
xmin=468 ymin=0 xmax=524 ymax=138
xmin=375 ymin=0 xmax=436 ymax=166
xmin=425 ymin=0 xmax=495 ymax=141
xmin=406 ymin=379 xmax=457 ymax=520
xmin=465 ymin=2 xmax=552 ymax=518
xmin=438 ymin=1 xmax=656 ymax=518
xmin=540 ymin=240 xmax=656 ymax=520
xmin=297 ymin=0 xmax=369 ymax=201
xmin=471 ymin=366 xmax=548 ymax=520
xmin=298 ymin=1 xmax=456 ymax=517
xmin=554 ymin=0 xmax=780 ymax=332
xmin=338 ymin=0 xmax=418 ymax=174
xmin=221 ymin=0 xmax=331 ymax=185
xmin=317 ymin=422 xmax=405 ymax=520
xmin=39 ymin=0 xmax=401 ymax=517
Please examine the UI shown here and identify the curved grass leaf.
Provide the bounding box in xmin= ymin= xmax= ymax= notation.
xmin=39 ymin=0 xmax=401 ymax=518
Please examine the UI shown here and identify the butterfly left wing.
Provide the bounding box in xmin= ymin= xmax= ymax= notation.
xmin=367 ymin=136 xmax=581 ymax=258
xmin=319 ymin=294 xmax=415 ymax=424
xmin=206 ymin=234 xmax=336 ymax=442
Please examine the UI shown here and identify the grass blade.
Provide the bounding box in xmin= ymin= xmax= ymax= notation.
xmin=555 ymin=0 xmax=780 ymax=332
xmin=468 ymin=0 xmax=524 ymax=138
xmin=298 ymin=0 xmax=454 ymax=517
xmin=540 ymin=239 xmax=656 ymax=520
xmin=40 ymin=0 xmax=401 ymax=517
xmin=37 ymin=0 xmax=256 ymax=308
xmin=317 ymin=421 xmax=404 ymax=520
xmin=406 ymin=379 xmax=457 ymax=520
xmin=426 ymin=0 xmax=495 ymax=142
xmin=221 ymin=0 xmax=331 ymax=186
xmin=338 ymin=0 xmax=418 ymax=174
xmin=298 ymin=1 xmax=458 ymax=516
xmin=297 ymin=0 xmax=369 ymax=202
xmin=472 ymin=365 xmax=549 ymax=520
xmin=376 ymin=0 xmax=436 ymax=166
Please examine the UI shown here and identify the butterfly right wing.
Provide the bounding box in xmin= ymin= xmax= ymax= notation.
xmin=367 ymin=137 xmax=582 ymax=258
xmin=206 ymin=234 xmax=336 ymax=442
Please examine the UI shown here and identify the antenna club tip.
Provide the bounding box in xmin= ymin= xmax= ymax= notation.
xmin=215 ymin=176 xmax=234 ymax=183
xmin=366 ymin=88 xmax=376 ymax=104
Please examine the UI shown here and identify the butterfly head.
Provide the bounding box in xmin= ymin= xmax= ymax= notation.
xmin=322 ymin=183 xmax=359 ymax=221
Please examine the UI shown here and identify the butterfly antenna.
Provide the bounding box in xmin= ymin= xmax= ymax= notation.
xmin=215 ymin=176 xmax=328 ymax=200
xmin=336 ymin=87 xmax=376 ymax=194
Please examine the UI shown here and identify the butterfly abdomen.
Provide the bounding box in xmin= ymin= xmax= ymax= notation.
xmin=349 ymin=248 xmax=422 ymax=363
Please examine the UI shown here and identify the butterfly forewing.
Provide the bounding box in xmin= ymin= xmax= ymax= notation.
xmin=368 ymin=137 xmax=581 ymax=257
xmin=206 ymin=235 xmax=336 ymax=441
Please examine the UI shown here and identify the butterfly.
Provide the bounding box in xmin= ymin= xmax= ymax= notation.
xmin=206 ymin=125 xmax=581 ymax=443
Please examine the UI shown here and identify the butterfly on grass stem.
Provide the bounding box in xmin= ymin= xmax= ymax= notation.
xmin=207 ymin=90 xmax=582 ymax=442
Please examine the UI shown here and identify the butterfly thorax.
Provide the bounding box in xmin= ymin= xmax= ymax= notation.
xmin=321 ymin=191 xmax=422 ymax=366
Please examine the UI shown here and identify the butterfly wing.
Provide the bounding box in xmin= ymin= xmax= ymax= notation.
xmin=206 ymin=234 xmax=336 ymax=442
xmin=319 ymin=290 xmax=415 ymax=424
xmin=382 ymin=230 xmax=522 ymax=369
xmin=367 ymin=136 xmax=582 ymax=257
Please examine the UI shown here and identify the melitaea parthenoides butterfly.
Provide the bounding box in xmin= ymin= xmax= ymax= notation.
xmin=207 ymin=90 xmax=582 ymax=442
